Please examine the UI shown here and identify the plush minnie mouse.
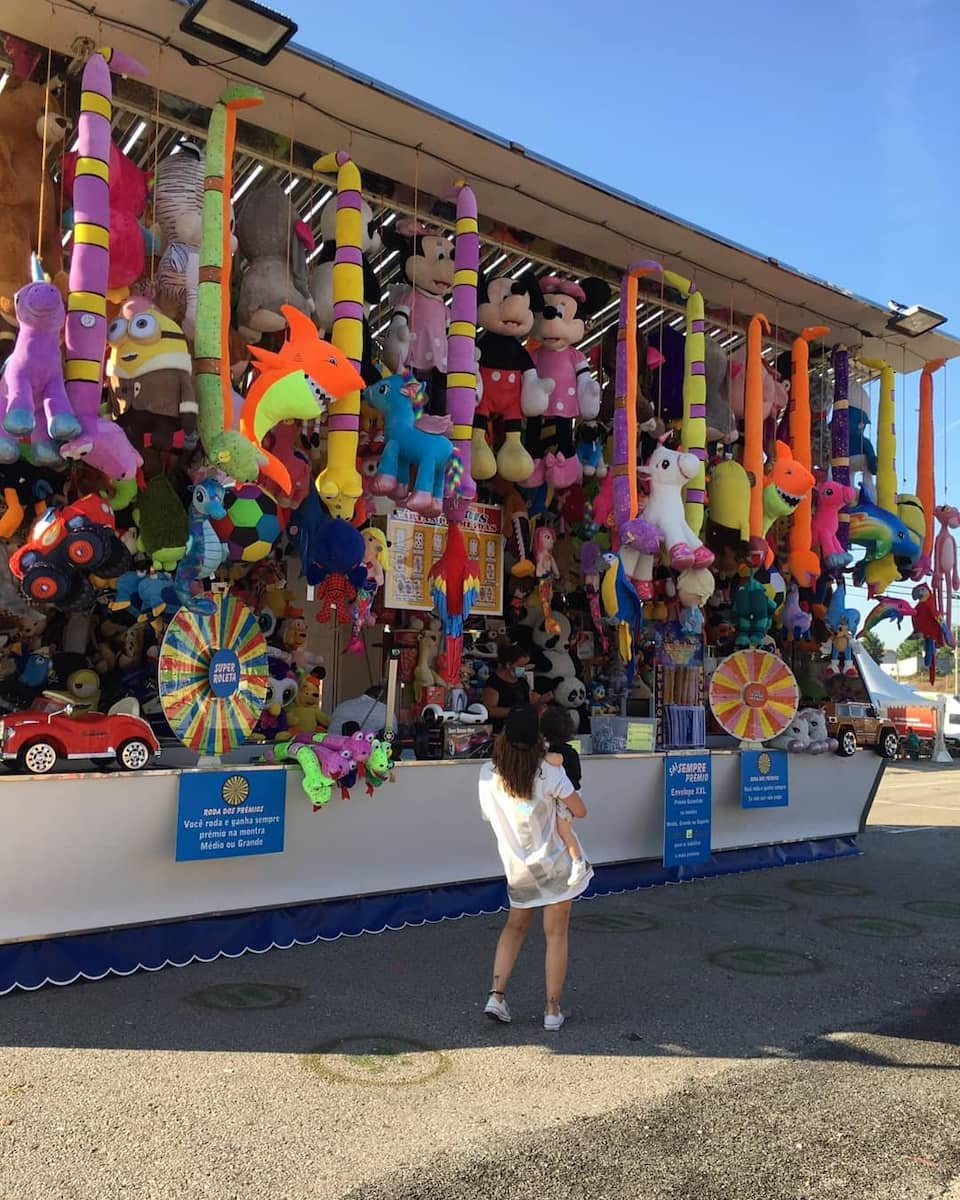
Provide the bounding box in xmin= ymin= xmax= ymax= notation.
xmin=526 ymin=277 xmax=611 ymax=489
xmin=472 ymin=274 xmax=554 ymax=483
xmin=381 ymin=219 xmax=455 ymax=405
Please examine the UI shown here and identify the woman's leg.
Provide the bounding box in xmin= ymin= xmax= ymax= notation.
xmin=490 ymin=906 xmax=534 ymax=996
xmin=542 ymin=900 xmax=573 ymax=1015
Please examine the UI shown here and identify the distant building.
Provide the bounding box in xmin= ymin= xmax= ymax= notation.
xmin=881 ymin=655 xmax=918 ymax=679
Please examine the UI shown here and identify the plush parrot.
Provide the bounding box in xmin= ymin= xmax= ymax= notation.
xmin=600 ymin=551 xmax=644 ymax=663
xmin=429 ymin=522 xmax=480 ymax=685
xmin=911 ymin=583 xmax=954 ymax=685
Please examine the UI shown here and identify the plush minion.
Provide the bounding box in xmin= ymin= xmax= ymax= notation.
xmin=107 ymin=298 xmax=197 ymax=455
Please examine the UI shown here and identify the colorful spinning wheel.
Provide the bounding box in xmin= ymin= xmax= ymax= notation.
xmin=708 ymin=649 xmax=799 ymax=743
xmin=159 ymin=594 xmax=268 ymax=755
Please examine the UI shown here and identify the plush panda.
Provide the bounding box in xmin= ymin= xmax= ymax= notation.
xmin=530 ymin=612 xmax=586 ymax=714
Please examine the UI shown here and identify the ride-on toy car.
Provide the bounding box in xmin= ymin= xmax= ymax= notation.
xmin=0 ymin=697 xmax=160 ymax=774
xmin=823 ymin=701 xmax=900 ymax=759
xmin=8 ymin=494 xmax=132 ymax=609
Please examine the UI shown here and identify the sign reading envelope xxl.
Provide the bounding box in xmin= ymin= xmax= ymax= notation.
xmin=663 ymin=753 xmax=713 ymax=868
xmin=385 ymin=503 xmax=504 ymax=615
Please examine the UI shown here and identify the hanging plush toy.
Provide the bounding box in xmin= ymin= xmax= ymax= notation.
xmin=787 ymin=327 xmax=829 ymax=587
xmin=106 ymin=298 xmax=196 ymax=459
xmin=235 ymin=181 xmax=314 ymax=342
xmin=707 ymin=457 xmax=751 ymax=544
xmin=173 ymin=479 xmax=227 ymax=610
xmin=811 ymin=481 xmax=856 ymax=570
xmin=857 ymin=358 xmax=899 ymax=595
xmin=914 ymin=359 xmax=943 ymax=579
xmin=731 ymin=575 xmax=777 ymax=648
xmin=61 ymin=139 xmax=151 ymax=304
xmin=154 ymin=144 xmax=208 ymax=340
xmin=0 ymin=258 xmax=80 ymax=464
xmin=364 ymin=371 xmax=453 ymax=517
xmin=59 ymin=48 xmax=146 ymax=482
xmin=443 ymin=181 xmax=480 ymax=522
xmin=0 ymin=72 xmax=68 ymax=331
xmin=472 ymin=273 xmax=552 ymax=483
xmin=759 ymin=441 xmax=816 ymax=567
xmin=933 ymin=504 xmax=959 ymax=632
xmin=526 ymin=277 xmax=610 ymax=489
xmin=912 ymin=582 xmax=953 ymax=686
xmin=825 ymin=609 xmax=859 ymax=677
xmin=381 ymin=219 xmax=455 ymax=401
xmin=346 ymin=527 xmax=390 ymax=653
xmin=428 ymin=522 xmax=480 ymax=683
xmin=780 ymin=581 xmax=812 ymax=642
xmin=638 ymin=433 xmax=715 ymax=571
xmin=533 ymin=526 xmax=561 ymax=636
xmin=580 ymin=540 xmax=608 ymax=653
xmin=310 ymin=518 xmax=369 ymax=624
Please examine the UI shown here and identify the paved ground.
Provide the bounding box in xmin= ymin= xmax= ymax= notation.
xmin=1 ymin=762 xmax=958 ymax=1200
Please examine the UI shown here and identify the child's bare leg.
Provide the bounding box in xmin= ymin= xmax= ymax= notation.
xmin=556 ymin=815 xmax=583 ymax=862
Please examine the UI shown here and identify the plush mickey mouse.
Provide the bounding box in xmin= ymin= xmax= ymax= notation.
xmin=381 ymin=219 xmax=455 ymax=406
xmin=526 ymin=277 xmax=611 ymax=489
xmin=472 ymin=274 xmax=554 ymax=484
xmin=310 ymin=196 xmax=383 ymax=385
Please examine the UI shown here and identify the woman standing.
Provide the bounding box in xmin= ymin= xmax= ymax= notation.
xmin=478 ymin=704 xmax=593 ymax=1030
xmin=481 ymin=643 xmax=553 ymax=733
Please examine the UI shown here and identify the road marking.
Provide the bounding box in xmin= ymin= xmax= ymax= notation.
xmin=873 ymin=800 xmax=960 ymax=811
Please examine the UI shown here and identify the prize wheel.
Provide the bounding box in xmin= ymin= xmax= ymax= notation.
xmin=708 ymin=649 xmax=799 ymax=743
xmin=158 ymin=594 xmax=268 ymax=755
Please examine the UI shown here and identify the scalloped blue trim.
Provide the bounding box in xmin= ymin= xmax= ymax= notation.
xmin=0 ymin=836 xmax=859 ymax=995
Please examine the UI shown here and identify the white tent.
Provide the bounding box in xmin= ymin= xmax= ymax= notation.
xmin=852 ymin=641 xmax=936 ymax=709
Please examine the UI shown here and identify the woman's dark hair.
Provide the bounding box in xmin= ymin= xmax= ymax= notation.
xmin=496 ymin=641 xmax=527 ymax=668
xmin=540 ymin=706 xmax=574 ymax=745
xmin=492 ymin=730 xmax=544 ymax=800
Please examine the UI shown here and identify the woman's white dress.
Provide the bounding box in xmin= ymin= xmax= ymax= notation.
xmin=478 ymin=760 xmax=594 ymax=908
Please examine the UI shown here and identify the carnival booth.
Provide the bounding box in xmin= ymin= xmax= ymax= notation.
xmin=0 ymin=3 xmax=957 ymax=992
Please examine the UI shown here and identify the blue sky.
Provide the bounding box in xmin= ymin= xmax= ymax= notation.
xmin=286 ymin=0 xmax=958 ymax=642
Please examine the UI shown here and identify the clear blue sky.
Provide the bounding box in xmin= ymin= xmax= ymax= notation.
xmin=286 ymin=0 xmax=958 ymax=642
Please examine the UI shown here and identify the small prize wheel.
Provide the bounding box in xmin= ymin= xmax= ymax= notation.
xmin=708 ymin=649 xmax=799 ymax=745
xmin=158 ymin=594 xmax=268 ymax=756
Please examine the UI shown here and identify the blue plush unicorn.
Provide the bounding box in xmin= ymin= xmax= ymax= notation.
xmin=363 ymin=371 xmax=453 ymax=517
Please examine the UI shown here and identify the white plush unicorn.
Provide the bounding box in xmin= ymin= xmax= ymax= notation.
xmin=638 ymin=440 xmax=715 ymax=570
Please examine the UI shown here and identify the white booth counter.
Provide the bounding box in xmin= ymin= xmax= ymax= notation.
xmin=0 ymin=750 xmax=883 ymax=993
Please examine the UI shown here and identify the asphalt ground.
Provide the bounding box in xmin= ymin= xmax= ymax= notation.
xmin=0 ymin=762 xmax=958 ymax=1200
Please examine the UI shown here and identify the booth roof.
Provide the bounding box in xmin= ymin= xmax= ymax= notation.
xmin=7 ymin=0 xmax=959 ymax=371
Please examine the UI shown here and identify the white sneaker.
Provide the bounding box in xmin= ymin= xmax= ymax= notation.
xmin=544 ymin=1011 xmax=565 ymax=1031
xmin=484 ymin=993 xmax=511 ymax=1023
xmin=567 ymin=858 xmax=589 ymax=887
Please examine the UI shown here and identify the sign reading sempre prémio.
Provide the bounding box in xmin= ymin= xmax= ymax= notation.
xmin=663 ymin=752 xmax=712 ymax=868
xmin=176 ymin=769 xmax=286 ymax=862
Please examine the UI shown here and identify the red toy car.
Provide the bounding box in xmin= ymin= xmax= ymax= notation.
xmin=9 ymin=494 xmax=132 ymax=609
xmin=0 ymin=697 xmax=160 ymax=774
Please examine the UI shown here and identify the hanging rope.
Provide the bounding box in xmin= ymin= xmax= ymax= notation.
xmin=36 ymin=37 xmax=55 ymax=265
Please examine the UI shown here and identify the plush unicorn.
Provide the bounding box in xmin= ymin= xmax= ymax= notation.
xmin=638 ymin=437 xmax=715 ymax=570
xmin=363 ymin=371 xmax=453 ymax=517
xmin=812 ymin=481 xmax=857 ymax=569
xmin=781 ymin=582 xmax=812 ymax=641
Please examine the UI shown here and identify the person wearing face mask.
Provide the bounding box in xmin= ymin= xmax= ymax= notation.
xmin=481 ymin=643 xmax=553 ymax=733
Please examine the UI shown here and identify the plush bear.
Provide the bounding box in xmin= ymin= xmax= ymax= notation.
xmin=310 ymin=194 xmax=382 ymax=385
xmin=381 ymin=219 xmax=455 ymax=405
xmin=705 ymin=336 xmax=737 ymax=444
xmin=62 ymin=141 xmax=151 ymax=303
xmin=472 ymin=273 xmax=553 ymax=483
xmin=729 ymin=348 xmax=789 ymax=421
xmin=597 ymin=322 xmax=660 ymax=432
xmin=235 ymin=181 xmax=314 ymax=342
xmin=0 ymin=76 xmax=68 ymax=346
xmin=526 ymin=277 xmax=611 ymax=489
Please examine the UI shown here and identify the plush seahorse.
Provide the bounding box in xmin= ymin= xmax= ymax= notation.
xmin=663 ymin=269 xmax=707 ymax=536
xmin=829 ymin=345 xmax=851 ymax=555
xmin=195 ymin=85 xmax=267 ymax=482
xmin=858 ymin=357 xmax=898 ymax=595
xmin=312 ymin=151 xmax=365 ymax=520
xmin=787 ymin=325 xmax=830 ymax=587
xmin=915 ymin=358 xmax=944 ymax=579
xmin=60 ymin=47 xmax=145 ymax=481
xmin=443 ymin=181 xmax=479 ymax=523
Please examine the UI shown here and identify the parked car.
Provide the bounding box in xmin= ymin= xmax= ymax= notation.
xmin=0 ymin=697 xmax=160 ymax=775
xmin=823 ymin=701 xmax=900 ymax=759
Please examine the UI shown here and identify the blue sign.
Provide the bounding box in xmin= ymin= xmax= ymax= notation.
xmin=176 ymin=769 xmax=286 ymax=862
xmin=663 ymin=752 xmax=712 ymax=868
xmin=208 ymin=649 xmax=241 ymax=698
xmin=741 ymin=749 xmax=789 ymax=808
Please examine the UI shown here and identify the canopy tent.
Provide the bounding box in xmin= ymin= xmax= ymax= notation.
xmin=5 ymin=0 xmax=959 ymax=372
xmin=852 ymin=641 xmax=936 ymax=710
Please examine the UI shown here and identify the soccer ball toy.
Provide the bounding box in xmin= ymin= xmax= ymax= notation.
xmin=211 ymin=484 xmax=282 ymax=564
